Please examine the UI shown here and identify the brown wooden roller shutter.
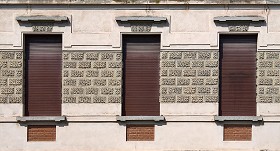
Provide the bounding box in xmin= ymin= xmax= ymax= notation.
xmin=219 ymin=35 xmax=257 ymax=116
xmin=122 ymin=35 xmax=160 ymax=116
xmin=25 ymin=35 xmax=62 ymax=116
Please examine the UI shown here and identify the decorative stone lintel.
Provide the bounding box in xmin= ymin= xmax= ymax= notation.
xmin=116 ymin=16 xmax=167 ymax=22
xmin=214 ymin=16 xmax=265 ymax=22
xmin=116 ymin=116 xmax=165 ymax=122
xmin=16 ymin=15 xmax=68 ymax=22
xmin=16 ymin=116 xmax=66 ymax=122
xmin=214 ymin=116 xmax=263 ymax=122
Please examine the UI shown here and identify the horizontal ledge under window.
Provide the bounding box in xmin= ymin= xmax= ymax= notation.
xmin=213 ymin=16 xmax=265 ymax=22
xmin=16 ymin=116 xmax=66 ymax=122
xmin=115 ymin=16 xmax=167 ymax=22
xmin=16 ymin=15 xmax=68 ymax=22
xmin=116 ymin=116 xmax=165 ymax=122
xmin=214 ymin=116 xmax=263 ymax=122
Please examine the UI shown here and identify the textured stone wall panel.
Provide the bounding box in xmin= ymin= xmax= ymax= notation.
xmin=257 ymin=51 xmax=280 ymax=103
xmin=0 ymin=51 xmax=23 ymax=104
xmin=63 ymin=51 xmax=122 ymax=103
xmin=160 ymin=51 xmax=219 ymax=103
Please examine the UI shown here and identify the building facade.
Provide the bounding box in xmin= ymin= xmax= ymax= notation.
xmin=0 ymin=0 xmax=280 ymax=150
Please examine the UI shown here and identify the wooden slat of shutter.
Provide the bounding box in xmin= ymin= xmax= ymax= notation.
xmin=219 ymin=35 xmax=257 ymax=116
xmin=123 ymin=35 xmax=160 ymax=116
xmin=25 ymin=35 xmax=62 ymax=116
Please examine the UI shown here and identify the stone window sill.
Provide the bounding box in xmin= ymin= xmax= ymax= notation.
xmin=16 ymin=116 xmax=66 ymax=122
xmin=116 ymin=116 xmax=165 ymax=122
xmin=214 ymin=116 xmax=263 ymax=122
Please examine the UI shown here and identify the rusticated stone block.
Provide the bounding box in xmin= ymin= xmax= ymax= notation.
xmin=70 ymin=88 xmax=84 ymax=94
xmin=258 ymin=87 xmax=264 ymax=94
xmin=63 ymin=97 xmax=76 ymax=103
xmin=267 ymin=70 xmax=279 ymax=76
xmin=275 ymin=97 xmax=280 ymax=103
xmin=212 ymin=52 xmax=219 ymax=59
xmin=168 ymin=70 xmax=182 ymax=76
xmin=93 ymin=79 xmax=107 ymax=86
xmin=168 ymin=87 xmax=182 ymax=95
xmin=70 ymin=71 xmax=84 ymax=77
xmin=101 ymin=88 xmax=114 ymax=95
xmin=161 ymin=87 xmax=167 ymax=94
xmin=86 ymin=88 xmax=98 ymax=95
xmin=108 ymin=79 xmax=121 ymax=86
xmin=1 ymin=88 xmax=14 ymax=94
xmin=0 ymin=79 xmax=7 ymax=86
xmin=161 ymin=52 xmax=168 ymax=59
xmin=161 ymin=96 xmax=176 ymax=103
xmin=192 ymin=78 xmax=204 ymax=85
xmin=1 ymin=52 xmax=14 ymax=59
xmin=205 ymin=61 xmax=218 ymax=67
xmin=183 ymin=70 xmax=196 ymax=77
xmin=205 ymin=96 xmax=218 ymax=102
xmin=78 ymin=62 xmax=91 ymax=68
xmin=101 ymin=70 xmax=114 ymax=77
xmin=259 ymin=61 xmax=273 ymax=68
xmin=0 ymin=61 xmax=8 ymax=68
xmin=8 ymin=97 xmax=22 ymax=103
xmin=71 ymin=52 xmax=84 ymax=60
xmin=63 ymin=71 xmax=69 ymax=77
xmin=161 ymin=78 xmax=175 ymax=85
xmin=115 ymin=88 xmax=121 ymax=95
xmin=183 ymin=52 xmax=196 ymax=59
xmin=78 ymin=79 xmax=91 ymax=86
xmin=169 ymin=52 xmax=182 ymax=59
xmin=198 ymin=87 xmax=211 ymax=94
xmin=177 ymin=61 xmax=190 ymax=67
xmin=63 ymin=88 xmax=69 ymax=94
xmin=64 ymin=62 xmax=76 ymax=68
xmin=258 ymin=78 xmax=273 ymax=85
xmin=16 ymin=70 xmax=22 ymax=77
xmin=258 ymin=52 xmax=264 ymax=60
xmin=15 ymin=88 xmax=22 ymax=94
xmin=161 ymin=61 xmax=175 ymax=67
xmin=92 ymin=62 xmax=106 ymax=68
xmin=1 ymin=70 xmax=15 ymax=77
xmin=192 ymin=61 xmax=204 ymax=67
xmin=92 ymin=96 xmax=106 ymax=103
xmin=63 ymin=52 xmax=69 ymax=60
xmin=101 ymin=52 xmax=114 ymax=60
xmin=212 ymin=69 xmax=219 ymax=76
xmin=9 ymin=79 xmax=22 ymax=86
xmin=197 ymin=70 xmax=211 ymax=76
xmin=191 ymin=96 xmax=203 ymax=103
xmin=63 ymin=79 xmax=76 ymax=86
xmin=266 ymin=87 xmax=279 ymax=94
xmin=116 ymin=54 xmax=122 ymax=61
xmin=274 ymin=61 xmax=280 ymax=68
xmin=275 ymin=79 xmax=280 ymax=85
xmin=78 ymin=97 xmax=91 ymax=103
xmin=86 ymin=70 xmax=99 ymax=77
xmin=108 ymin=62 xmax=122 ymax=68
xmin=206 ymin=78 xmax=218 ymax=85
xmin=212 ymin=87 xmax=218 ymax=94
xmin=177 ymin=78 xmax=190 ymax=85
xmin=0 ymin=97 xmax=8 ymax=103
xmin=266 ymin=52 xmax=279 ymax=59
xmin=9 ymin=61 xmax=22 ymax=68
xmin=15 ymin=52 xmax=22 ymax=59
xmin=177 ymin=96 xmax=190 ymax=103
xmin=86 ymin=52 xmax=99 ymax=60
xmin=116 ymin=71 xmax=122 ymax=77
xmin=198 ymin=52 xmax=211 ymax=59
xmin=258 ymin=70 xmax=265 ymax=77
xmin=258 ymin=96 xmax=273 ymax=103
xmin=183 ymin=87 xmax=196 ymax=94
xmin=108 ymin=96 xmax=121 ymax=103
xmin=161 ymin=70 xmax=168 ymax=76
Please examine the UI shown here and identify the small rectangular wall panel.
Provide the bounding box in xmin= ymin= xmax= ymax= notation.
xmin=126 ymin=125 xmax=154 ymax=141
xmin=27 ymin=125 xmax=56 ymax=142
xmin=25 ymin=35 xmax=62 ymax=116
xmin=224 ymin=124 xmax=252 ymax=141
xmin=219 ymin=35 xmax=257 ymax=116
xmin=123 ymin=35 xmax=160 ymax=116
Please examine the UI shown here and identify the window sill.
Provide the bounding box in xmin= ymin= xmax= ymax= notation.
xmin=116 ymin=116 xmax=165 ymax=122
xmin=16 ymin=116 xmax=66 ymax=122
xmin=214 ymin=116 xmax=263 ymax=122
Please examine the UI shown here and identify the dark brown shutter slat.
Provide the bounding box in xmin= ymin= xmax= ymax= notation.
xmin=123 ymin=35 xmax=160 ymax=116
xmin=219 ymin=35 xmax=257 ymax=116
xmin=25 ymin=35 xmax=62 ymax=116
